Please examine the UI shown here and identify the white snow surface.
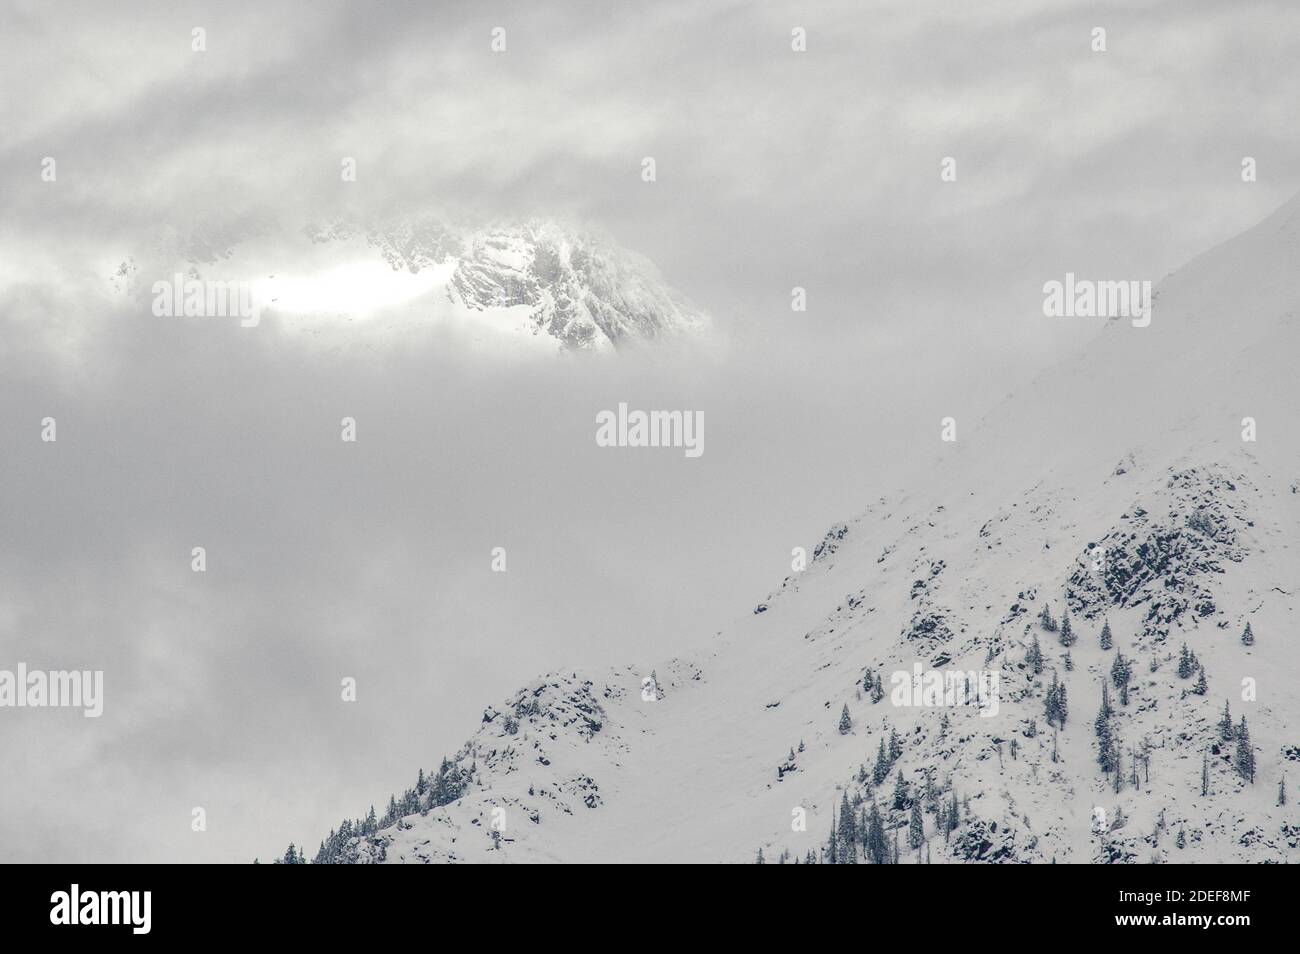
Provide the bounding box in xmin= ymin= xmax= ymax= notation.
xmin=307 ymin=195 xmax=1300 ymax=864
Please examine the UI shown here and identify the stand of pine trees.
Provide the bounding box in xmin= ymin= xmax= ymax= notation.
xmin=280 ymin=755 xmax=476 ymax=864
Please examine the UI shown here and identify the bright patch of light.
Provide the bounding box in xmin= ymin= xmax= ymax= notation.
xmin=250 ymin=259 xmax=447 ymax=319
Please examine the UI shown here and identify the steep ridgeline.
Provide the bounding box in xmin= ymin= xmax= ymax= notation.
xmin=304 ymin=217 xmax=710 ymax=352
xmin=276 ymin=194 xmax=1300 ymax=864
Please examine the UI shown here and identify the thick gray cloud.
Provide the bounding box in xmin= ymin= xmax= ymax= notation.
xmin=1 ymin=0 xmax=1297 ymax=861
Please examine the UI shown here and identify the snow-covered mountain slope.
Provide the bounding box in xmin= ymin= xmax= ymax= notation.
xmin=111 ymin=215 xmax=710 ymax=354
xmin=285 ymin=194 xmax=1300 ymax=864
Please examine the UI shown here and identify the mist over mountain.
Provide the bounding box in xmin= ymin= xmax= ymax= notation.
xmin=110 ymin=215 xmax=711 ymax=355
xmin=5 ymin=0 xmax=1300 ymax=875
xmin=273 ymin=195 xmax=1300 ymax=864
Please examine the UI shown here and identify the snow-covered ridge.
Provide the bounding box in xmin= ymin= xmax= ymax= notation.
xmin=112 ymin=214 xmax=712 ymax=354
xmin=273 ymin=194 xmax=1300 ymax=865
xmin=303 ymin=216 xmax=711 ymax=352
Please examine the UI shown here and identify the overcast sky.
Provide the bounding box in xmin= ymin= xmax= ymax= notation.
xmin=1 ymin=0 xmax=1298 ymax=862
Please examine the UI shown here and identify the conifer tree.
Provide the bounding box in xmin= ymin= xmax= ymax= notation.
xmin=923 ymin=768 xmax=939 ymax=814
xmin=838 ymin=703 xmax=852 ymax=735
xmin=892 ymin=769 xmax=910 ymax=810
xmin=871 ymin=674 xmax=885 ymax=703
xmin=1234 ymin=716 xmax=1255 ymax=783
xmin=1045 ymin=671 xmax=1065 ymax=729
xmin=1241 ymin=622 xmax=1254 ymax=646
xmin=1059 ymin=609 xmax=1075 ymax=646
xmin=1039 ymin=604 xmax=1057 ymax=632
xmin=1193 ymin=667 xmax=1208 ymax=696
xmin=1027 ymin=634 xmax=1044 ymax=675
xmin=945 ymin=793 xmax=959 ymax=837
xmin=1176 ymin=827 xmax=1186 ymax=849
xmin=908 ymin=799 xmax=924 ymax=849
xmin=888 ymin=726 xmax=903 ymax=763
xmin=1201 ymin=753 xmax=1209 ymax=796
xmin=1100 ymin=618 xmax=1113 ymax=650
xmin=1110 ymin=651 xmax=1131 ymax=692
xmin=872 ymin=737 xmax=890 ymax=784
xmin=865 ymin=799 xmax=888 ymax=864
xmin=1279 ymin=776 xmax=1287 ymax=806
xmin=1095 ymin=683 xmax=1115 ymax=772
xmin=1219 ymin=700 xmax=1234 ymax=741
xmin=837 ymin=793 xmax=857 ymax=864
xmin=1177 ymin=643 xmax=1196 ymax=679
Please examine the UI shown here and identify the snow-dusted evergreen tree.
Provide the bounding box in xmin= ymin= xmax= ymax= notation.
xmin=872 ymin=737 xmax=890 ymax=784
xmin=1193 ymin=667 xmax=1208 ymax=696
xmin=888 ymin=726 xmax=903 ymax=763
xmin=838 ymin=703 xmax=852 ymax=735
xmin=1059 ymin=609 xmax=1075 ymax=646
xmin=1279 ymin=777 xmax=1287 ymax=806
xmin=1027 ymin=634 xmax=1044 ymax=675
xmin=1241 ymin=622 xmax=1254 ymax=646
xmin=923 ymin=768 xmax=940 ymax=814
xmin=1201 ymin=753 xmax=1209 ymax=796
xmin=1099 ymin=618 xmax=1113 ymax=650
xmin=1039 ymin=603 xmax=1057 ymax=632
xmin=1218 ymin=700 xmax=1235 ymax=740
xmin=871 ymin=674 xmax=885 ymax=704
xmin=1045 ymin=671 xmax=1066 ymax=729
xmin=908 ymin=800 xmax=924 ymax=849
xmin=864 ymin=799 xmax=887 ymax=864
xmin=1176 ymin=827 xmax=1186 ymax=849
xmin=1063 ymin=650 xmax=1074 ymax=672
xmin=1110 ymin=651 xmax=1132 ymax=707
xmin=1110 ymin=651 xmax=1130 ymax=689
xmin=1234 ymin=716 xmax=1255 ymax=783
xmin=1177 ymin=643 xmax=1197 ymax=679
xmin=837 ymin=793 xmax=857 ymax=864
xmin=891 ymin=769 xmax=910 ymax=810
xmin=1095 ymin=682 xmax=1115 ymax=773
